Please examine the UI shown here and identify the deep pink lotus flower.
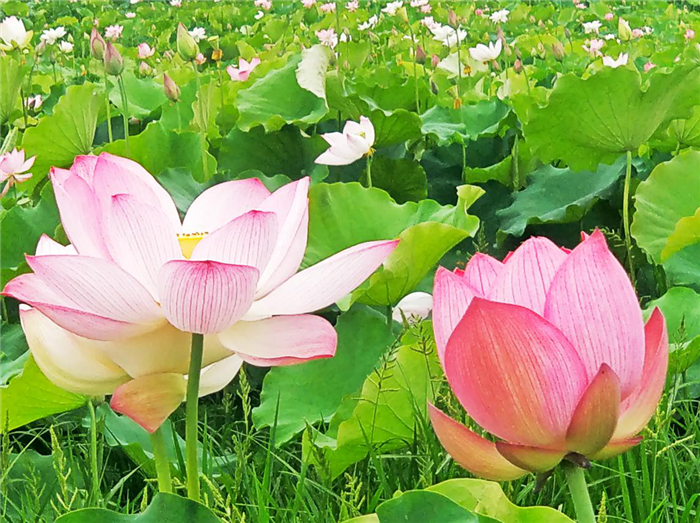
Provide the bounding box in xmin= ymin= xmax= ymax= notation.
xmin=3 ymin=153 xmax=397 ymax=432
xmin=429 ymin=231 xmax=668 ymax=480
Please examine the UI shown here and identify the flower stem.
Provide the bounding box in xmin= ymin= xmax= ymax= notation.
xmin=406 ymin=20 xmax=420 ymax=113
xmin=623 ymin=150 xmax=636 ymax=287
xmin=192 ymin=62 xmax=209 ymax=179
xmin=104 ymin=71 xmax=113 ymax=143
xmin=563 ymin=463 xmax=596 ymax=523
xmin=150 ymin=425 xmax=173 ymax=493
xmin=186 ymin=333 xmax=204 ymax=501
xmin=117 ymin=74 xmax=130 ymax=157
xmin=365 ymin=154 xmax=373 ymax=188
xmin=87 ymin=399 xmax=101 ymax=506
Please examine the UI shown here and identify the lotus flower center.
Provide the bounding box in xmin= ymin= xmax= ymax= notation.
xmin=178 ymin=232 xmax=208 ymax=259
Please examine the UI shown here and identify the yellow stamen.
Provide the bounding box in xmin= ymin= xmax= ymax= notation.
xmin=177 ymin=232 xmax=208 ymax=259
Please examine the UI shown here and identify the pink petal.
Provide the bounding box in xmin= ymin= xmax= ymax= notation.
xmin=91 ymin=153 xmax=181 ymax=229
xmin=460 ymin=253 xmax=503 ymax=295
xmin=110 ymin=373 xmax=187 ymax=433
xmin=544 ymin=229 xmax=645 ymax=398
xmin=495 ymin=442 xmax=566 ymax=473
xmin=613 ymin=308 xmax=668 ymax=440
xmin=191 ymin=210 xmax=278 ymax=272
xmin=428 ymin=404 xmax=527 ymax=481
xmin=69 ymin=155 xmax=98 ymax=182
xmin=488 ymin=237 xmax=568 ymax=314
xmin=198 ymin=354 xmax=244 ymax=397
xmin=158 ymin=260 xmax=259 ymax=334
xmin=432 ymin=266 xmax=478 ymax=362
xmin=35 ymin=235 xmax=77 ymax=256
xmin=217 ymin=314 xmax=336 ymax=364
xmin=103 ymin=194 xmax=183 ymax=298
xmin=565 ymin=364 xmax=621 ymax=455
xmin=182 ymin=178 xmax=270 ymax=234
xmin=246 ymin=240 xmax=398 ymax=317
xmin=444 ymin=298 xmax=588 ymax=447
xmin=50 ymin=168 xmax=111 ymax=258
xmin=255 ymin=178 xmax=310 ymax=296
xmin=588 ymin=437 xmax=642 ymax=461
xmin=20 ymin=306 xmax=129 ymax=395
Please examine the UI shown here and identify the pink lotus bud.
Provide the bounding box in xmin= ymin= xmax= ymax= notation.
xmin=415 ymin=45 xmax=426 ymax=63
xmin=685 ymin=28 xmax=695 ymax=40
xmin=431 ymin=54 xmax=440 ymax=68
xmin=163 ymin=73 xmax=180 ymax=102
xmin=103 ymin=42 xmax=124 ymax=76
xmin=604 ymin=12 xmax=614 ymax=21
xmin=643 ymin=61 xmax=656 ymax=72
xmin=139 ymin=61 xmax=152 ymax=76
xmin=448 ymin=9 xmax=458 ymax=27
xmin=195 ymin=52 xmax=206 ymax=65
xmin=90 ymin=27 xmax=106 ymax=60
xmin=513 ymin=58 xmax=522 ymax=73
xmin=475 ymin=8 xmax=483 ymax=16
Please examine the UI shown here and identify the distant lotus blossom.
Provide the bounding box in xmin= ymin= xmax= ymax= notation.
xmin=604 ymin=12 xmax=614 ymax=21
xmin=685 ymin=28 xmax=695 ymax=40
xmin=410 ymin=0 xmax=429 ymax=7
xmin=340 ymin=32 xmax=351 ymax=42
xmin=382 ymin=1 xmax=403 ymax=15
xmin=40 ymin=26 xmax=67 ymax=45
xmin=420 ymin=4 xmax=431 ymax=13
xmin=632 ymin=28 xmax=644 ymax=38
xmin=583 ymin=20 xmax=602 ymax=34
xmin=469 ymin=40 xmax=502 ymax=62
xmin=254 ymin=10 xmax=265 ymax=19
xmin=139 ymin=61 xmax=152 ymax=75
xmin=582 ymin=38 xmax=604 ymax=56
xmin=576 ymin=2 xmax=587 ymax=8
xmin=602 ymin=52 xmax=628 ymax=68
xmin=58 ymin=40 xmax=73 ymax=53
xmin=316 ymin=116 xmax=375 ymax=165
xmin=131 ymin=0 xmax=141 ymax=3
xmin=125 ymin=12 xmax=136 ymax=19
xmin=603 ymin=33 xmax=616 ymax=41
xmin=644 ymin=61 xmax=656 ymax=72
xmin=137 ymin=42 xmax=154 ymax=58
xmin=316 ymin=28 xmax=338 ymax=48
xmin=643 ymin=26 xmax=653 ymax=35
xmin=346 ymin=0 xmax=359 ymax=11
xmin=170 ymin=0 xmax=182 ymax=5
xmin=421 ymin=16 xmax=440 ymax=31
xmin=358 ymin=15 xmax=378 ymax=31
xmin=195 ymin=52 xmax=206 ymax=65
xmin=431 ymin=25 xmax=467 ymax=48
xmin=105 ymin=24 xmax=123 ymax=40
xmin=301 ymin=0 xmax=316 ymax=7
xmin=490 ymin=9 xmax=509 ymax=24
xmin=189 ymin=27 xmax=206 ymax=42
xmin=320 ymin=2 xmax=336 ymax=12
xmin=226 ymin=57 xmax=260 ymax=81
xmin=0 ymin=149 xmax=35 ymax=197
xmin=475 ymin=8 xmax=483 ymax=16
xmin=25 ymin=95 xmax=43 ymax=111
xmin=254 ymin=0 xmax=272 ymax=10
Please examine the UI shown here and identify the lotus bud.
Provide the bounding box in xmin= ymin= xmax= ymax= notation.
xmin=211 ymin=48 xmax=223 ymax=61
xmin=514 ymin=46 xmax=522 ymax=59
xmin=139 ymin=61 xmax=152 ymax=76
xmin=564 ymin=28 xmax=571 ymax=39
xmin=431 ymin=54 xmax=440 ymax=68
xmin=513 ymin=58 xmax=523 ymax=73
xmin=551 ymin=41 xmax=565 ymax=61
xmin=163 ymin=73 xmax=180 ymax=102
xmin=90 ymin=27 xmax=107 ymax=60
xmin=448 ymin=9 xmax=458 ymax=27
xmin=415 ymin=45 xmax=426 ymax=63
xmin=529 ymin=15 xmax=536 ymax=23
xmin=176 ymin=22 xmax=199 ymax=61
xmin=618 ymin=17 xmax=632 ymax=41
xmin=538 ymin=20 xmax=545 ymax=29
xmin=104 ymin=42 xmax=124 ymax=76
xmin=35 ymin=40 xmax=47 ymax=56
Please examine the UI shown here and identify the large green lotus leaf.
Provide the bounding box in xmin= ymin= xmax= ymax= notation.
xmin=497 ymin=156 xmax=626 ymax=238
xmin=631 ymin=150 xmax=700 ymax=281
xmin=0 ymin=184 xmax=60 ymax=287
xmin=421 ymin=100 xmax=511 ymax=145
xmin=371 ymin=108 xmax=423 ymax=147
xmin=218 ymin=125 xmax=328 ymax=181
xmin=55 ymin=493 xmax=221 ymax=523
xmin=21 ymin=83 xmax=106 ymax=191
xmin=98 ymin=121 xmax=216 ymax=182
xmin=360 ymin=156 xmax=427 ymax=204
xmin=109 ymin=71 xmax=168 ymax=120
xmin=0 ymin=356 xmax=86 ymax=433
xmin=308 ymin=333 xmax=441 ymax=478
xmin=0 ymin=323 xmax=28 ymax=385
xmin=661 ymin=208 xmax=700 ymax=262
xmin=523 ymin=65 xmax=700 ymax=171
xmin=236 ymin=54 xmax=328 ymax=132
xmin=668 ymin=105 xmax=700 ymax=148
xmin=252 ymin=307 xmax=394 ymax=445
xmin=646 ymin=287 xmax=700 ymax=375
xmin=0 ymin=55 xmax=28 ymax=125
xmin=376 ymin=491 xmax=493 ymax=523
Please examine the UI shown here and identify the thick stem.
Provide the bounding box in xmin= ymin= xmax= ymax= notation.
xmin=563 ymin=464 xmax=596 ymax=523
xmin=117 ymin=75 xmax=130 ymax=157
xmin=186 ymin=333 xmax=204 ymax=501
xmin=365 ymin=153 xmax=373 ymax=188
xmin=623 ymin=150 xmax=636 ymax=287
xmin=87 ymin=399 xmax=101 ymax=505
xmin=150 ymin=425 xmax=173 ymax=493
xmin=406 ymin=21 xmax=420 ymax=114
xmin=104 ymin=71 xmax=113 ymax=143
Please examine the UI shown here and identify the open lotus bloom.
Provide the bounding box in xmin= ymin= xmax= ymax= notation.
xmin=429 ymin=231 xmax=668 ymax=480
xmin=315 ymin=116 xmax=375 ymax=166
xmin=3 ymin=153 xmax=397 ymax=433
xmin=226 ymin=57 xmax=260 ymax=82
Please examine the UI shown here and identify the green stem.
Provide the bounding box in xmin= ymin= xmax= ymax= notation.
xmin=455 ymin=26 xmax=462 ymax=101
xmin=186 ymin=333 xmax=204 ymax=501
xmin=365 ymin=153 xmax=373 ymax=188
xmin=335 ymin=1 xmax=342 ymax=68
xmin=104 ymin=71 xmax=113 ymax=143
xmin=117 ymin=75 xmax=130 ymax=156
xmin=623 ymin=150 xmax=636 ymax=287
xmin=406 ymin=20 xmax=420 ymax=114
xmin=563 ymin=464 xmax=596 ymax=523
xmin=150 ymin=425 xmax=173 ymax=493
xmin=192 ymin=63 xmax=209 ymax=179
xmin=87 ymin=399 xmax=101 ymax=505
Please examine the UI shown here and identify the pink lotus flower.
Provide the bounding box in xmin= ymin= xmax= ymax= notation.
xmin=604 ymin=12 xmax=614 ymax=21
xmin=104 ymin=24 xmax=123 ymax=41
xmin=3 ymin=153 xmax=397 ymax=433
xmin=429 ymin=232 xmax=668 ymax=480
xmin=0 ymin=148 xmax=35 ymax=197
xmin=644 ymin=61 xmax=656 ymax=72
xmin=302 ymin=0 xmax=316 ymax=8
xmin=346 ymin=0 xmax=359 ymax=11
xmin=320 ymin=2 xmax=336 ymax=12
xmin=316 ymin=28 xmax=338 ymax=48
xmin=137 ymin=42 xmax=154 ymax=59
xmin=226 ymin=57 xmax=260 ymax=81
xmin=685 ymin=28 xmax=695 ymax=40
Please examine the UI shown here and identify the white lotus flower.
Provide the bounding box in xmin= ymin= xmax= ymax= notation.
xmin=582 ymin=38 xmax=604 ymax=56
xmin=358 ymin=15 xmax=378 ymax=31
xmin=315 ymin=116 xmax=375 ymax=165
xmin=431 ymin=25 xmax=467 ymax=47
xmin=58 ymin=40 xmax=73 ymax=53
xmin=602 ymin=53 xmax=628 ymax=68
xmin=392 ymin=292 xmax=433 ymax=324
xmin=469 ymin=40 xmax=502 ymax=62
xmin=40 ymin=26 xmax=67 ymax=45
xmin=582 ymin=20 xmax=602 ymax=34
xmin=490 ymin=9 xmax=509 ymax=24
xmin=188 ymin=27 xmax=206 ymax=42
xmin=0 ymin=16 xmax=32 ymax=51
xmin=105 ymin=25 xmax=123 ymax=41
xmin=382 ymin=1 xmax=403 ymax=16
xmin=316 ymin=28 xmax=338 ymax=48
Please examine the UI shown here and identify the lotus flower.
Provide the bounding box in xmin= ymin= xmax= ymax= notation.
xmin=468 ymin=40 xmax=502 ymax=62
xmin=0 ymin=16 xmax=33 ymax=51
xmin=226 ymin=57 xmax=260 ymax=82
xmin=3 ymin=153 xmax=397 ymax=433
xmin=429 ymin=232 xmax=668 ymax=480
xmin=0 ymin=148 xmax=35 ymax=197
xmin=315 ymin=117 xmax=375 ymax=165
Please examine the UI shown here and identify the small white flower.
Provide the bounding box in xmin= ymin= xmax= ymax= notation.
xmin=469 ymin=39 xmax=502 ymax=62
xmin=382 ymin=1 xmax=403 ymax=16
xmin=316 ymin=116 xmax=375 ymax=165
xmin=58 ymin=40 xmax=73 ymax=53
xmin=358 ymin=15 xmax=378 ymax=31
xmin=25 ymin=95 xmax=43 ymax=110
xmin=392 ymin=292 xmax=433 ymax=324
xmin=346 ymin=1 xmax=359 ymax=11
xmin=603 ymin=33 xmax=616 ymax=40
xmin=421 ymin=16 xmax=440 ymax=31
xmin=104 ymin=24 xmax=123 ymax=41
xmin=602 ymin=52 xmax=628 ymax=68
xmin=188 ymin=27 xmax=206 ymax=42
xmin=40 ymin=26 xmax=67 ymax=45
xmin=340 ymin=31 xmax=351 ymax=42
xmin=254 ymin=10 xmax=265 ymax=19
xmin=170 ymin=0 xmax=182 ymax=7
xmin=582 ymin=38 xmax=604 ymax=56
xmin=254 ymin=0 xmax=272 ymax=10
xmin=301 ymin=0 xmax=316 ymax=7
xmin=320 ymin=2 xmax=336 ymax=12
xmin=410 ymin=0 xmax=429 ymax=7
xmin=490 ymin=9 xmax=509 ymax=24
xmin=125 ymin=12 xmax=136 ymax=19
xmin=431 ymin=25 xmax=467 ymax=48
xmin=582 ymin=20 xmax=602 ymax=34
